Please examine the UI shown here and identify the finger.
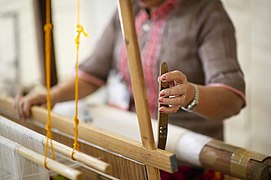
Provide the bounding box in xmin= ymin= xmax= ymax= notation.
xmin=161 ymin=70 xmax=187 ymax=84
xmin=12 ymin=95 xmax=23 ymax=110
xmin=13 ymin=96 xmax=22 ymax=118
xmin=158 ymin=95 xmax=186 ymax=106
xmin=23 ymin=94 xmax=47 ymax=117
xmin=22 ymin=100 xmax=32 ymax=118
xmin=159 ymin=84 xmax=187 ymax=97
xmin=18 ymin=100 xmax=26 ymax=120
xmin=159 ymin=105 xmax=181 ymax=114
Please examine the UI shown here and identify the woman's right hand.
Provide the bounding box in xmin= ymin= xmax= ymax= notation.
xmin=13 ymin=92 xmax=49 ymax=120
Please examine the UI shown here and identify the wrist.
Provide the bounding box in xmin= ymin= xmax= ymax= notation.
xmin=183 ymin=84 xmax=199 ymax=111
xmin=184 ymin=83 xmax=195 ymax=106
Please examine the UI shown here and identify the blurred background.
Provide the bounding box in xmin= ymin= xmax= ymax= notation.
xmin=0 ymin=0 xmax=270 ymax=155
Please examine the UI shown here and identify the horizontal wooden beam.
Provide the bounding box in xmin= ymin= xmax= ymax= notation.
xmin=0 ymin=96 xmax=178 ymax=173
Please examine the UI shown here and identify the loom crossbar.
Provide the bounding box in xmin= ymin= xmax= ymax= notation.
xmin=0 ymin=96 xmax=178 ymax=173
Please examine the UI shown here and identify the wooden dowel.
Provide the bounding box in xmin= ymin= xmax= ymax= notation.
xmin=116 ymin=0 xmax=161 ymax=179
xmin=0 ymin=135 xmax=82 ymax=180
xmin=0 ymin=96 xmax=178 ymax=173
xmin=43 ymin=138 xmax=112 ymax=173
xmin=17 ymin=146 xmax=82 ymax=180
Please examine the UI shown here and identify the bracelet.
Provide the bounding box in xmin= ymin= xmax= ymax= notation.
xmin=182 ymin=84 xmax=199 ymax=112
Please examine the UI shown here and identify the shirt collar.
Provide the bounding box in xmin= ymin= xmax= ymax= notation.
xmin=143 ymin=0 xmax=178 ymax=20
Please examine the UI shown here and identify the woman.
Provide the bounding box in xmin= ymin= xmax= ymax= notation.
xmin=14 ymin=0 xmax=245 ymax=178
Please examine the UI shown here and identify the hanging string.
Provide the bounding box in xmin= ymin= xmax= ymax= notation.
xmin=44 ymin=0 xmax=55 ymax=168
xmin=71 ymin=0 xmax=88 ymax=160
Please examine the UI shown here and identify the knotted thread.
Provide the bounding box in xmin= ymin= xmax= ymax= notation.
xmin=71 ymin=0 xmax=88 ymax=160
xmin=44 ymin=0 xmax=55 ymax=169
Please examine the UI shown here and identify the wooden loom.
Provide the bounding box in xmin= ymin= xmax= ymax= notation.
xmin=1 ymin=0 xmax=271 ymax=179
xmin=1 ymin=96 xmax=271 ymax=180
xmin=0 ymin=96 xmax=177 ymax=179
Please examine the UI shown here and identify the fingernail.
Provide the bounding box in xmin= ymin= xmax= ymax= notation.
xmin=157 ymin=77 xmax=160 ymax=83
xmin=160 ymin=91 xmax=165 ymax=97
xmin=158 ymin=98 xmax=163 ymax=103
xmin=159 ymin=108 xmax=164 ymax=112
xmin=161 ymin=75 xmax=166 ymax=81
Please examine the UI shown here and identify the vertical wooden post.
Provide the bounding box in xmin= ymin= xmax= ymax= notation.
xmin=116 ymin=0 xmax=160 ymax=179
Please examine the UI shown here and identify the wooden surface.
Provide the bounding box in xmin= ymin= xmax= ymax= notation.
xmin=0 ymin=96 xmax=177 ymax=174
xmin=116 ymin=0 xmax=160 ymax=179
xmin=157 ymin=62 xmax=169 ymax=150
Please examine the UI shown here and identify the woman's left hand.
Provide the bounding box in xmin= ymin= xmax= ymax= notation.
xmin=158 ymin=70 xmax=194 ymax=113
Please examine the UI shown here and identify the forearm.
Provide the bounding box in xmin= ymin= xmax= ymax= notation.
xmin=50 ymin=77 xmax=99 ymax=104
xmin=191 ymin=85 xmax=245 ymax=120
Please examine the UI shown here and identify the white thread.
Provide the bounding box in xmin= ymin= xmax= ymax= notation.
xmin=176 ymin=131 xmax=212 ymax=166
xmin=0 ymin=116 xmax=48 ymax=180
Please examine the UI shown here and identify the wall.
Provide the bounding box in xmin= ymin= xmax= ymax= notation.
xmin=52 ymin=0 xmax=117 ymax=80
xmin=0 ymin=0 xmax=40 ymax=89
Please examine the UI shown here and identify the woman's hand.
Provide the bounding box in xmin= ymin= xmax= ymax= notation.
xmin=158 ymin=70 xmax=195 ymax=113
xmin=13 ymin=92 xmax=50 ymax=120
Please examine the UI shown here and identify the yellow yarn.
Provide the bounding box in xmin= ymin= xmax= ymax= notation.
xmin=71 ymin=0 xmax=88 ymax=160
xmin=44 ymin=0 xmax=55 ymax=168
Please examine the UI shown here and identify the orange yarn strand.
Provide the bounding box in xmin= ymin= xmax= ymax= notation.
xmin=71 ymin=0 xmax=88 ymax=159
xmin=44 ymin=0 xmax=55 ymax=168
